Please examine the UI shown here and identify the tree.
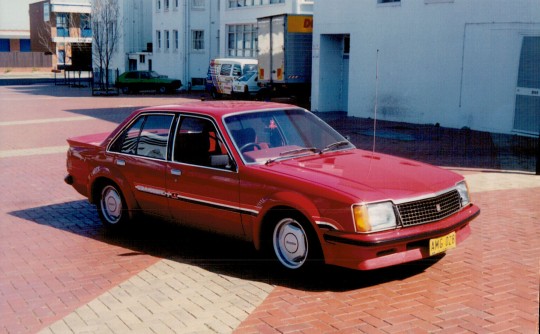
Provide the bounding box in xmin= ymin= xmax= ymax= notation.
xmin=92 ymin=0 xmax=120 ymax=90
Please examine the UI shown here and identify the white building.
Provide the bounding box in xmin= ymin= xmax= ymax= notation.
xmin=220 ymin=0 xmax=313 ymax=58
xmin=151 ymin=0 xmax=219 ymax=91
xmin=108 ymin=0 xmax=153 ymax=75
xmin=311 ymin=0 xmax=540 ymax=135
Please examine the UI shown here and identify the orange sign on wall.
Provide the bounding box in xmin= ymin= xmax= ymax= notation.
xmin=287 ymin=15 xmax=313 ymax=33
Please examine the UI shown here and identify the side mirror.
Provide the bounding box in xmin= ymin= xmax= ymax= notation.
xmin=210 ymin=155 xmax=235 ymax=170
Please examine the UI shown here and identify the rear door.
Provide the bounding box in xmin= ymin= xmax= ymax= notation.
xmin=108 ymin=113 xmax=175 ymax=217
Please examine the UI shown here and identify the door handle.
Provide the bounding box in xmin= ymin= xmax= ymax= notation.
xmin=116 ymin=159 xmax=126 ymax=166
xmin=171 ymin=169 xmax=182 ymax=176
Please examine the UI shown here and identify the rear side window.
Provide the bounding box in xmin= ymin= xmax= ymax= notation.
xmin=110 ymin=114 xmax=174 ymax=160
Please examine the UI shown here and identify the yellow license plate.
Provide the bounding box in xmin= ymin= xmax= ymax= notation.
xmin=429 ymin=232 xmax=456 ymax=256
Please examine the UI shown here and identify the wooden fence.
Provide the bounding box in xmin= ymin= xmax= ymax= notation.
xmin=0 ymin=52 xmax=52 ymax=68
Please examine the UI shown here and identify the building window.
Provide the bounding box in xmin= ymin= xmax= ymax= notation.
xmin=227 ymin=24 xmax=256 ymax=57
xmin=378 ymin=0 xmax=400 ymax=3
xmin=80 ymin=14 xmax=91 ymax=38
xmin=20 ymin=39 xmax=31 ymax=52
xmin=192 ymin=30 xmax=204 ymax=51
xmin=140 ymin=54 xmax=146 ymax=63
xmin=0 ymin=39 xmax=10 ymax=52
xmin=164 ymin=0 xmax=169 ymax=10
xmin=57 ymin=49 xmax=66 ymax=64
xmin=228 ymin=0 xmax=283 ymax=8
xmin=165 ymin=30 xmax=170 ymax=49
xmin=174 ymin=30 xmax=179 ymax=49
xmin=56 ymin=13 xmax=70 ymax=37
xmin=175 ymin=0 xmax=179 ymax=8
xmin=192 ymin=0 xmax=205 ymax=9
xmin=156 ymin=30 xmax=161 ymax=49
xmin=156 ymin=0 xmax=161 ymax=10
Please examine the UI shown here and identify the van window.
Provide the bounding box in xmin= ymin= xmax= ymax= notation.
xmin=232 ymin=64 xmax=242 ymax=76
xmin=220 ymin=64 xmax=232 ymax=76
xmin=244 ymin=64 xmax=257 ymax=72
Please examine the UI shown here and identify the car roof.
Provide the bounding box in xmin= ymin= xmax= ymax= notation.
xmin=136 ymin=101 xmax=301 ymax=119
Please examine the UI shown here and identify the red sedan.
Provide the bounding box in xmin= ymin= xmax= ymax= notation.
xmin=65 ymin=101 xmax=480 ymax=271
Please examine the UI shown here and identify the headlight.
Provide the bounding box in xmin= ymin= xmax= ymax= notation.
xmin=456 ymin=181 xmax=471 ymax=207
xmin=353 ymin=201 xmax=397 ymax=233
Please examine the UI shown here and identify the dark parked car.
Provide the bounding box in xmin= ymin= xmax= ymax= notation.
xmin=116 ymin=71 xmax=182 ymax=94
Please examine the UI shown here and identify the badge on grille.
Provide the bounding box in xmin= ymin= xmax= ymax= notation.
xmin=436 ymin=204 xmax=442 ymax=212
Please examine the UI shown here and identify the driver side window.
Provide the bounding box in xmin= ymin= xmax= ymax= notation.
xmin=173 ymin=116 xmax=232 ymax=170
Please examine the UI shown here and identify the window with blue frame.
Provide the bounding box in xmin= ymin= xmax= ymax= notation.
xmin=56 ymin=13 xmax=70 ymax=37
xmin=80 ymin=14 xmax=91 ymax=37
xmin=19 ymin=39 xmax=31 ymax=52
xmin=0 ymin=39 xmax=10 ymax=52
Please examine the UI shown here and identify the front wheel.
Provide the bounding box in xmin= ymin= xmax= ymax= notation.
xmin=157 ymin=86 xmax=167 ymax=94
xmin=96 ymin=183 xmax=129 ymax=229
xmin=269 ymin=213 xmax=323 ymax=271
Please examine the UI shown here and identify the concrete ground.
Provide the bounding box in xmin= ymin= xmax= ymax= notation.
xmin=0 ymin=84 xmax=538 ymax=333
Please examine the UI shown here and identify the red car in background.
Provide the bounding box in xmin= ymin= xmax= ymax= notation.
xmin=65 ymin=101 xmax=479 ymax=271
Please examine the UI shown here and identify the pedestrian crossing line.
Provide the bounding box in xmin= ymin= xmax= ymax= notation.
xmin=0 ymin=116 xmax=93 ymax=126
xmin=0 ymin=145 xmax=68 ymax=158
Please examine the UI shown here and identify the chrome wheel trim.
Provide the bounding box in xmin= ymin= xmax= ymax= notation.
xmin=101 ymin=185 xmax=122 ymax=224
xmin=272 ymin=218 xmax=308 ymax=269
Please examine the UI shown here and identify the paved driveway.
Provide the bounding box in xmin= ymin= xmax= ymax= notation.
xmin=0 ymin=85 xmax=538 ymax=333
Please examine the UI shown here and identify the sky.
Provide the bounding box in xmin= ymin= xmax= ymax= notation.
xmin=0 ymin=0 xmax=41 ymax=31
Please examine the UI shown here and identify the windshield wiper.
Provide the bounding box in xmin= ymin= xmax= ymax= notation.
xmin=265 ymin=147 xmax=319 ymax=165
xmin=320 ymin=140 xmax=352 ymax=154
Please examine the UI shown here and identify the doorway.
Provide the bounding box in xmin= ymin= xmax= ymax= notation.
xmin=318 ymin=34 xmax=350 ymax=112
xmin=513 ymin=36 xmax=540 ymax=135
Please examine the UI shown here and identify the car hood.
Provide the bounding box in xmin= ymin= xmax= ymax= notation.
xmin=263 ymin=149 xmax=463 ymax=202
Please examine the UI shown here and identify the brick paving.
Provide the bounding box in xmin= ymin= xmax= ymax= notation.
xmin=0 ymin=84 xmax=539 ymax=333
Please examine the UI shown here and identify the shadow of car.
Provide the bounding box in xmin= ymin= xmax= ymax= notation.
xmin=117 ymin=70 xmax=182 ymax=94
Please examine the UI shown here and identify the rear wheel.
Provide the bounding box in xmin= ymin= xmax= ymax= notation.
xmin=267 ymin=212 xmax=323 ymax=271
xmin=158 ymin=86 xmax=167 ymax=94
xmin=121 ymin=86 xmax=130 ymax=94
xmin=96 ymin=183 xmax=129 ymax=229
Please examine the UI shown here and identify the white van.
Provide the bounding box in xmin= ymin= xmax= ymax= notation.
xmin=206 ymin=58 xmax=258 ymax=99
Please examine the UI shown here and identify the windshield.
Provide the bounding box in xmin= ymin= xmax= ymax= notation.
xmin=243 ymin=64 xmax=257 ymax=73
xmin=237 ymin=71 xmax=256 ymax=82
xmin=224 ymin=109 xmax=354 ymax=164
xmin=149 ymin=71 xmax=161 ymax=78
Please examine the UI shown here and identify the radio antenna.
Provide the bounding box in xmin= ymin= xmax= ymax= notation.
xmin=372 ymin=49 xmax=380 ymax=155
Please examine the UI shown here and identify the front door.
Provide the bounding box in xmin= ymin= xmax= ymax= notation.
xmin=513 ymin=36 xmax=540 ymax=134
xmin=166 ymin=115 xmax=244 ymax=237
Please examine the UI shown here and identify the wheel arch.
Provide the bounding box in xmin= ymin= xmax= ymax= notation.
xmin=252 ymin=191 xmax=322 ymax=251
xmin=89 ymin=174 xmax=139 ymax=219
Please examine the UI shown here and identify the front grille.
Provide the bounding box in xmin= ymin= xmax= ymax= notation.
xmin=396 ymin=190 xmax=462 ymax=227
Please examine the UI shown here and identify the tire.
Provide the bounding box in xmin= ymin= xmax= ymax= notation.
xmin=121 ymin=86 xmax=130 ymax=94
xmin=267 ymin=212 xmax=323 ymax=271
xmin=158 ymin=86 xmax=167 ymax=94
xmin=96 ymin=182 xmax=129 ymax=230
xmin=210 ymin=88 xmax=221 ymax=100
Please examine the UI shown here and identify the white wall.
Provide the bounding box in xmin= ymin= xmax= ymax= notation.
xmin=312 ymin=0 xmax=540 ymax=134
xmin=152 ymin=0 xmax=219 ymax=89
xmin=107 ymin=0 xmax=153 ymax=75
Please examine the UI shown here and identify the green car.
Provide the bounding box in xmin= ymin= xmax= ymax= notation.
xmin=117 ymin=71 xmax=182 ymax=94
